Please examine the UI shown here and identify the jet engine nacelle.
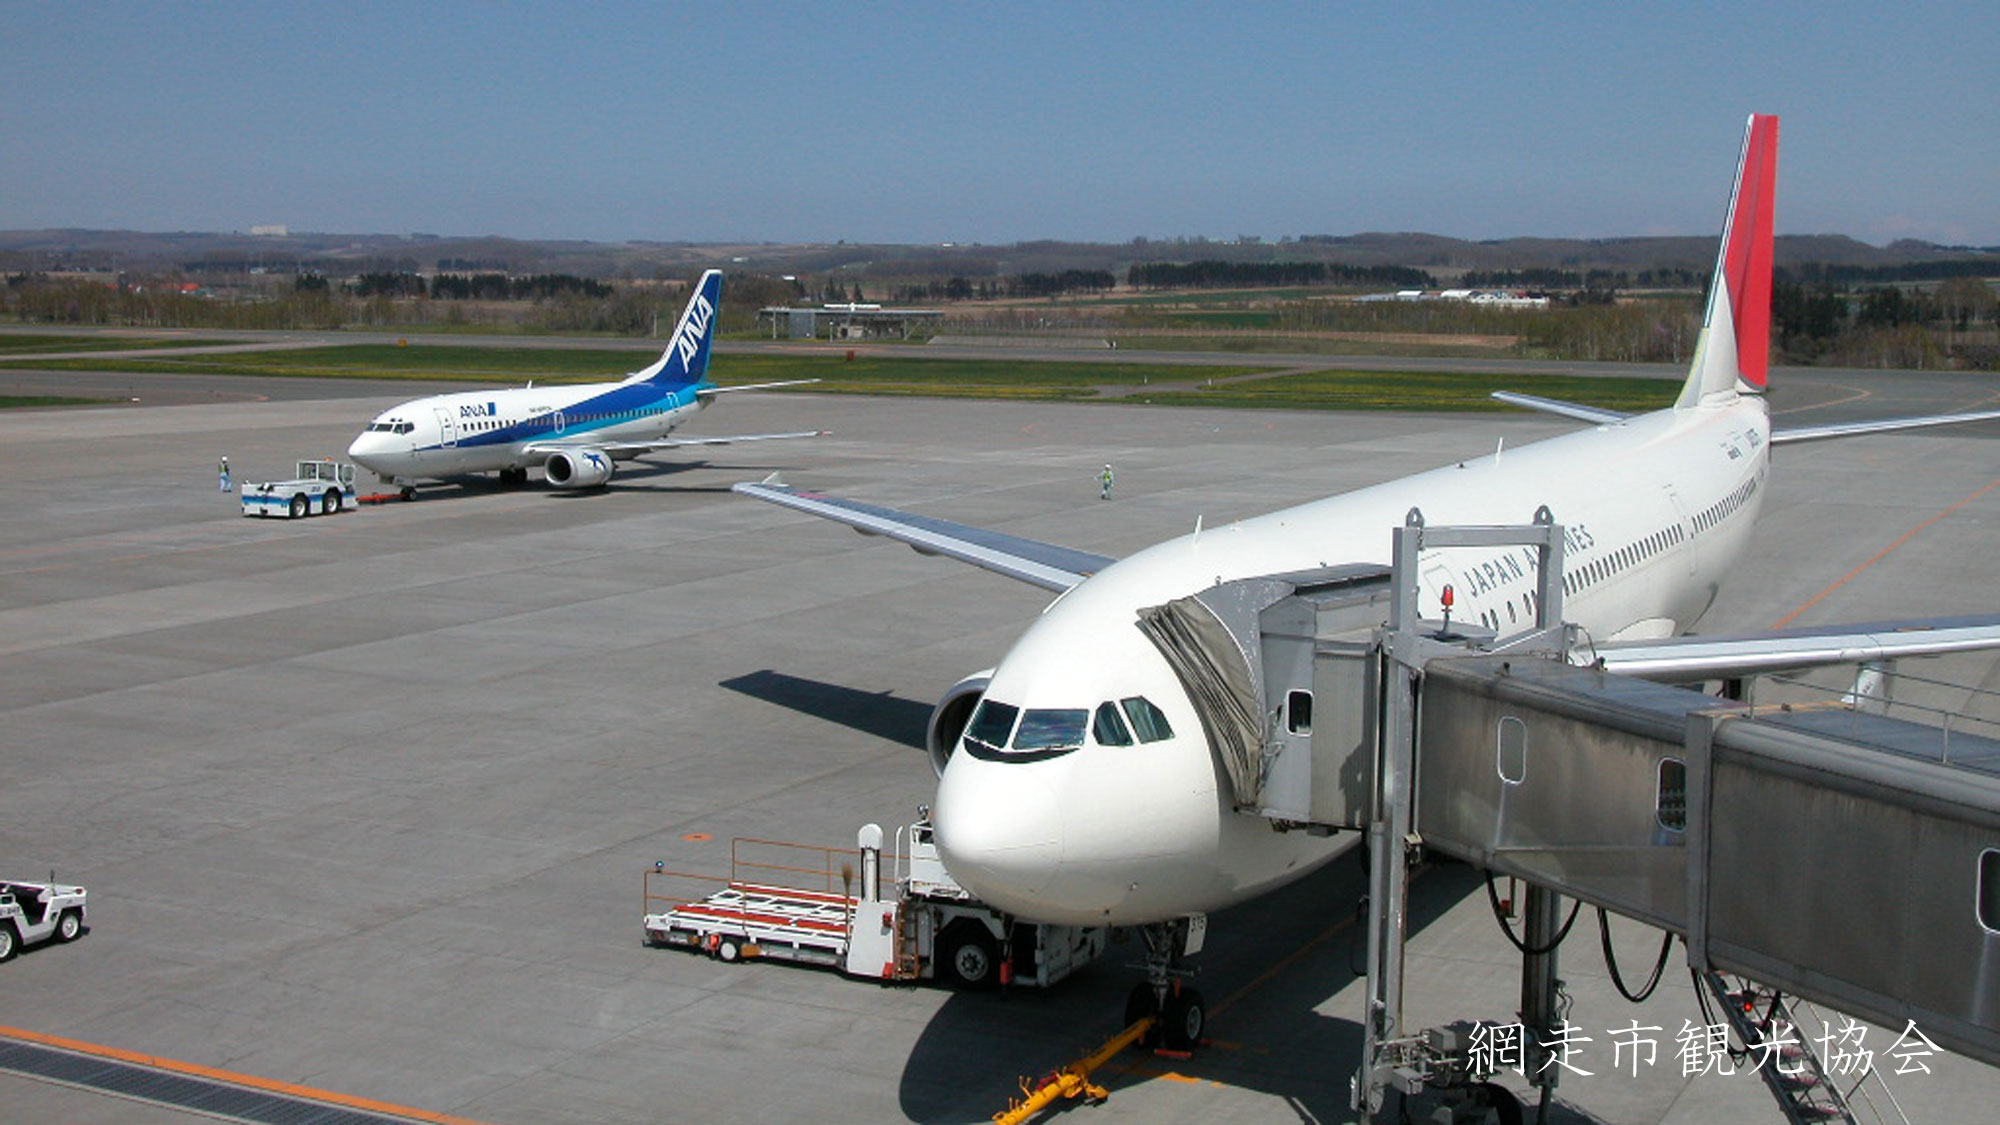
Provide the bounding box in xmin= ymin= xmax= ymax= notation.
xmin=544 ymin=449 xmax=613 ymax=489
xmin=925 ymin=668 xmax=995 ymax=777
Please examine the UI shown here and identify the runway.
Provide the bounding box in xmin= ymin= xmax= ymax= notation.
xmin=1 ymin=374 xmax=1996 ymax=1123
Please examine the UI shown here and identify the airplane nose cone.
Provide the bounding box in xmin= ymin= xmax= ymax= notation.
xmin=346 ymin=432 xmax=383 ymax=469
xmin=933 ymin=756 xmax=1063 ymax=912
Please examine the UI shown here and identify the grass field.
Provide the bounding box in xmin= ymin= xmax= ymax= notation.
xmin=0 ymin=333 xmax=236 ymax=355
xmin=1138 ymin=369 xmax=1681 ymax=412
xmin=0 ymin=337 xmax=1679 ymax=413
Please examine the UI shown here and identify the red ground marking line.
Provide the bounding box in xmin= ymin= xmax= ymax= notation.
xmin=0 ymin=1024 xmax=490 ymax=1125
xmin=1772 ymin=478 xmax=2000 ymax=628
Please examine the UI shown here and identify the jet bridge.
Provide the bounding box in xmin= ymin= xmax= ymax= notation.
xmin=1132 ymin=510 xmax=2000 ymax=1123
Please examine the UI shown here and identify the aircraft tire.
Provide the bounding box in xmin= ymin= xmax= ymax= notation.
xmin=1161 ymin=986 xmax=1206 ymax=1050
xmin=1124 ymin=982 xmax=1163 ymax=1046
xmin=400 ymin=486 xmax=416 ymax=501
xmin=938 ymin=923 xmax=1000 ymax=990
xmin=55 ymin=910 xmax=82 ymax=943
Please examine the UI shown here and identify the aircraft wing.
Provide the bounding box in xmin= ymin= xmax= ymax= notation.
xmin=523 ymin=430 xmax=827 ymax=458
xmin=697 ymin=378 xmax=821 ymax=402
xmin=1585 ymin=613 xmax=2000 ymax=681
xmin=1770 ymin=407 xmax=2000 ymax=444
xmin=1490 ymin=391 xmax=1631 ymax=425
xmin=733 ymin=479 xmax=1114 ymax=592
xmin=1495 ymin=392 xmax=2000 ymax=444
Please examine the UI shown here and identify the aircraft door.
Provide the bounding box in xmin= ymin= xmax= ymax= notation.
xmin=1663 ymin=485 xmax=1696 ymax=576
xmin=433 ymin=407 xmax=458 ymax=448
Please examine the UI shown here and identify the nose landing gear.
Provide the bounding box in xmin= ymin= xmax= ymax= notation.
xmin=1124 ymin=915 xmax=1208 ymax=1051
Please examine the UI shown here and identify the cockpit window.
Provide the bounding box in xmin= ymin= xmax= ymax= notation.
xmin=964 ymin=700 xmax=1019 ymax=753
xmin=1013 ymin=709 xmax=1088 ymax=750
xmin=1120 ymin=696 xmax=1175 ymax=743
xmin=1092 ymin=702 xmax=1133 ymax=746
xmin=368 ymin=420 xmax=415 ymax=434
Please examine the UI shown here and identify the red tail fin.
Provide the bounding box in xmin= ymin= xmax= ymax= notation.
xmin=1721 ymin=115 xmax=1779 ymax=389
xmin=1681 ymin=114 xmax=1779 ymax=406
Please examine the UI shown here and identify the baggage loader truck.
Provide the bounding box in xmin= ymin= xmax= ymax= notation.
xmin=645 ymin=818 xmax=1107 ymax=989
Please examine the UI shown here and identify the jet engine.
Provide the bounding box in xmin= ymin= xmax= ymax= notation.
xmin=543 ymin=449 xmax=614 ymax=489
xmin=925 ymin=668 xmax=994 ymax=777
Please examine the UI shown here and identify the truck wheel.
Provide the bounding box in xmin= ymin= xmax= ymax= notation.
xmin=1161 ymin=986 xmax=1206 ymax=1050
xmin=288 ymin=494 xmax=307 ymax=519
xmin=55 ymin=910 xmax=82 ymax=943
xmin=0 ymin=924 xmax=16 ymax=962
xmin=714 ymin=936 xmax=742 ymax=963
xmin=939 ymin=923 xmax=999 ymax=990
xmin=322 ymin=489 xmax=342 ymax=514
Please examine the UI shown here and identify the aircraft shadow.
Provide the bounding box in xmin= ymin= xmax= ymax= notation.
xmin=719 ymin=669 xmax=933 ymax=750
xmin=890 ymin=858 xmax=1594 ymax=1124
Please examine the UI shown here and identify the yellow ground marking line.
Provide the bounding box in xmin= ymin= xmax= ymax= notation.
xmin=0 ymin=1025 xmax=491 ymax=1125
xmin=1772 ymin=478 xmax=2000 ymax=628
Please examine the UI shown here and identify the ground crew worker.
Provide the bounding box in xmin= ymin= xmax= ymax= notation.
xmin=219 ymin=456 xmax=231 ymax=491
xmin=1099 ymin=463 xmax=1114 ymax=500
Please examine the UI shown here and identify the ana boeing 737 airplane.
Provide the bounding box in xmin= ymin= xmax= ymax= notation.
xmin=735 ymin=116 xmax=2000 ymax=1040
xmin=347 ymin=270 xmax=819 ymax=496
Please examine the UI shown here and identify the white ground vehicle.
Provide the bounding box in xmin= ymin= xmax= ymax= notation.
xmin=240 ymin=459 xmax=356 ymax=518
xmin=0 ymin=879 xmax=87 ymax=961
xmin=644 ymin=819 xmax=1108 ymax=989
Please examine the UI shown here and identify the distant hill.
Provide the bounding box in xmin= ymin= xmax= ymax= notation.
xmin=1 ymin=228 xmax=1992 ymax=284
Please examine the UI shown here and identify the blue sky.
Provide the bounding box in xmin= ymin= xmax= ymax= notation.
xmin=5 ymin=2 xmax=1995 ymax=246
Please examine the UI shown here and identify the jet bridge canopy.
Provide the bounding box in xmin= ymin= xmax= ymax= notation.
xmin=1134 ymin=564 xmax=1392 ymax=814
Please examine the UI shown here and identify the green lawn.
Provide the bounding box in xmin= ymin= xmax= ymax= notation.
xmin=0 ymin=333 xmax=238 ymax=355
xmin=1137 ymin=369 xmax=1681 ymax=412
xmin=0 ymin=338 xmax=1679 ymax=413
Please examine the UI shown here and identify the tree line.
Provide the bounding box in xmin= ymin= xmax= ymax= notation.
xmin=1459 ymin=267 xmax=1706 ymax=290
xmin=1128 ymin=259 xmax=1435 ymax=290
xmin=348 ymin=272 xmax=613 ymax=300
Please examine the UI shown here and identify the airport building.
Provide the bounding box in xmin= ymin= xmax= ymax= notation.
xmin=758 ymin=302 xmax=945 ymax=340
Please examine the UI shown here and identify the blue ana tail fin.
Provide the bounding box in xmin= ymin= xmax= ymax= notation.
xmin=630 ymin=270 xmax=724 ymax=387
xmin=1678 ymin=114 xmax=1778 ymax=409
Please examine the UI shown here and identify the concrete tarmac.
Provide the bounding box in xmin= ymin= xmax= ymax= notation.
xmin=1 ymin=373 xmax=1997 ymax=1123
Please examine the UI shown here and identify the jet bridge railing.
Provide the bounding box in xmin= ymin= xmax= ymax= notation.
xmin=1415 ymin=653 xmax=2000 ymax=1072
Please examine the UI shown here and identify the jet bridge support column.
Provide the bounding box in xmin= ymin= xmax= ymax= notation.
xmin=1355 ymin=509 xmax=1569 ymax=1121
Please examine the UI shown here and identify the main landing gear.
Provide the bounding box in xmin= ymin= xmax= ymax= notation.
xmin=1122 ymin=916 xmax=1207 ymax=1051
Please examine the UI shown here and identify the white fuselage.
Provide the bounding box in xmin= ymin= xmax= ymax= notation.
xmin=934 ymin=395 xmax=1771 ymax=926
xmin=347 ymin=379 xmax=710 ymax=482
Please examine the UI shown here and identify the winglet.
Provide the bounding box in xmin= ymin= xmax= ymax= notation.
xmin=1680 ymin=114 xmax=1779 ymax=407
xmin=630 ymin=270 xmax=725 ymax=388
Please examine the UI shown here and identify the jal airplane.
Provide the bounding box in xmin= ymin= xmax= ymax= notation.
xmin=737 ymin=116 xmax=2000 ymax=1029
xmin=347 ymin=270 xmax=818 ymax=496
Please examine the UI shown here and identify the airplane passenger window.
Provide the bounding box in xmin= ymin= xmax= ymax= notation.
xmin=1014 ymin=709 xmax=1088 ymax=750
xmin=1093 ymin=702 xmax=1133 ymax=746
xmin=1121 ymin=697 xmax=1175 ymax=743
xmin=964 ymin=700 xmax=1019 ymax=753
